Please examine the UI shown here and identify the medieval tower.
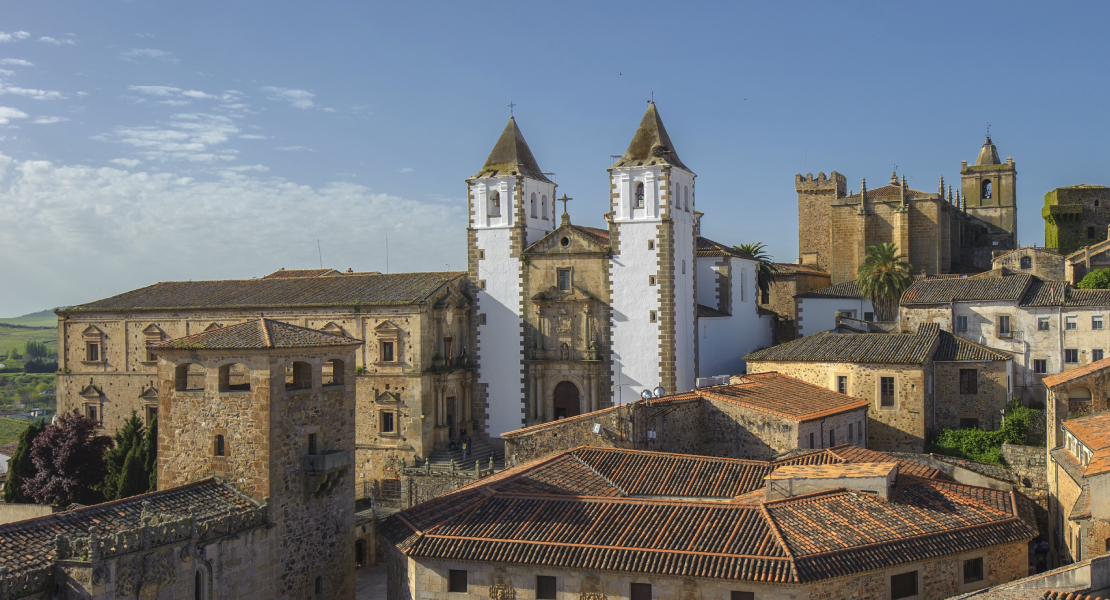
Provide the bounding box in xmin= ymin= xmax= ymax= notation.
xmin=960 ymin=134 xmax=1018 ymax=247
xmin=795 ymin=171 xmax=847 ymax=270
xmin=466 ymin=117 xmax=557 ymax=442
xmin=608 ymin=102 xmax=698 ymax=398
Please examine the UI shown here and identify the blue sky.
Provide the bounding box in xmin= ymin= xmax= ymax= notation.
xmin=2 ymin=1 xmax=1110 ymax=316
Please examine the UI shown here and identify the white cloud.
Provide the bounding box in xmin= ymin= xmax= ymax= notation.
xmin=261 ymin=86 xmax=317 ymax=109
xmin=156 ymin=100 xmax=191 ymax=106
xmin=0 ymin=69 xmax=13 ymax=77
xmin=0 ymin=59 xmax=32 ymax=67
xmin=0 ymin=106 xmax=28 ymax=124
xmin=0 ymin=83 xmax=65 ymax=100
xmin=273 ymin=145 xmax=310 ymax=151
xmin=109 ymin=158 xmax=141 ymax=167
xmin=400 ymin=167 xmax=414 ymax=173
xmin=32 ymin=116 xmax=68 ymax=124
xmin=181 ymin=90 xmax=216 ymax=99
xmin=128 ymin=85 xmax=181 ymax=96
xmin=120 ymin=48 xmax=178 ymax=63
xmin=0 ymin=32 xmax=31 ymax=43
xmin=105 ymin=113 xmax=240 ymax=163
xmin=39 ymin=36 xmax=76 ymax=46
xmin=135 ymin=33 xmax=155 ymax=39
xmin=76 ymin=91 xmax=88 ymax=96
xmin=0 ymin=153 xmax=465 ymax=316
xmin=239 ymin=134 xmax=268 ymax=139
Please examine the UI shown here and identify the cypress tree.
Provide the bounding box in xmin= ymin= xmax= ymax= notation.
xmin=2 ymin=419 xmax=44 ymax=503
xmin=143 ymin=415 xmax=158 ymax=492
xmin=100 ymin=411 xmax=145 ymax=501
xmin=116 ymin=444 xmax=149 ymax=500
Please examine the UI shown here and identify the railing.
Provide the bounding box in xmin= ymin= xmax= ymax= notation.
xmin=400 ymin=456 xmax=496 ymax=478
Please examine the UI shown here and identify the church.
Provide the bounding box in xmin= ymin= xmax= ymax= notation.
xmin=467 ymin=102 xmax=772 ymax=440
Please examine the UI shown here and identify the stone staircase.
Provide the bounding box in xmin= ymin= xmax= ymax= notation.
xmin=425 ymin=437 xmax=504 ymax=472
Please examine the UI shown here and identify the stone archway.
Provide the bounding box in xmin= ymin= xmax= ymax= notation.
xmin=553 ymin=381 xmax=581 ymax=420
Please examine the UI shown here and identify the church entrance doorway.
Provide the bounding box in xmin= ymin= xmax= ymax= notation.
xmin=553 ymin=381 xmax=580 ymax=420
xmin=446 ymin=396 xmax=456 ymax=438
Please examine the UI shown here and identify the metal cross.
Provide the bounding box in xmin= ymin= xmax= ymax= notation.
xmin=558 ymin=194 xmax=572 ymax=215
xmin=646 ymin=91 xmax=654 ymax=105
xmin=508 ymin=101 xmax=516 ymax=116
xmin=986 ymin=123 xmax=991 ymax=138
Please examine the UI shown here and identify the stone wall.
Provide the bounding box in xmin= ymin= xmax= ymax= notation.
xmin=934 ymin=359 xmax=1010 ymax=431
xmin=992 ymin=248 xmax=1065 ymax=280
xmin=0 ymin=503 xmax=53 ymax=525
xmin=1003 ymin=443 xmax=1050 ymax=537
xmin=1044 ymin=186 xmax=1110 ymax=256
xmin=796 ymin=171 xmax=845 ymax=273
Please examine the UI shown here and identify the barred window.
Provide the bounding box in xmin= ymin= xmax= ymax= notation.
xmin=1033 ymin=359 xmax=1048 ymax=374
xmin=959 ymin=369 xmax=978 ymax=394
xmin=891 ymin=571 xmax=918 ymax=599
xmin=880 ymin=377 xmax=895 ymax=407
xmin=963 ymin=557 xmax=984 ymax=583
xmin=448 ymin=570 xmax=467 ymax=593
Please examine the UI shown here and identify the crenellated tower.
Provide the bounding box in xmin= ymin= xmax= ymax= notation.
xmin=607 ymin=102 xmax=697 ymax=398
xmin=795 ymin=171 xmax=847 ymax=270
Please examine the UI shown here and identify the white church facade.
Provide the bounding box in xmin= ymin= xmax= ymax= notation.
xmin=467 ymin=103 xmax=773 ymax=441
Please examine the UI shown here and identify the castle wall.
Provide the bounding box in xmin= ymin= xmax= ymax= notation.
xmin=795 ymin=172 xmax=845 ymax=272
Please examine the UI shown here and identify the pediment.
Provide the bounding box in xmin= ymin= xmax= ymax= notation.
xmin=140 ymin=386 xmax=159 ymax=401
xmin=81 ymin=325 xmax=103 ymax=339
xmin=525 ymin=224 xmax=611 ymax=255
xmin=376 ymin=392 xmax=400 ymax=403
xmin=142 ymin=324 xmax=165 ymax=336
xmin=435 ymin=285 xmax=471 ymax=310
xmin=374 ymin=320 xmax=403 ymax=333
xmin=532 ymin=285 xmax=599 ymax=303
xmin=320 ymin=322 xmax=347 ymax=336
xmin=204 ymin=323 xmax=223 ymax=332
xmin=80 ymin=384 xmax=102 ymax=399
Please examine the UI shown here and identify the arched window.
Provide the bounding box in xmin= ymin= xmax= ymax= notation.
xmin=530 ymin=192 xmax=537 ymax=218
xmin=488 ymin=191 xmax=501 ymax=216
xmin=218 ymin=363 xmax=251 ymax=392
xmin=315 ymin=576 xmax=323 ymax=594
xmin=634 ymin=182 xmax=645 ymax=208
xmin=214 ymin=435 xmax=226 ymax=457
xmin=287 ymin=361 xmax=312 ymax=390
xmin=195 ymin=571 xmax=203 ymax=600
xmin=1089 ymin=226 xmax=1097 ymax=240
xmin=323 ymin=358 xmax=344 ymax=386
xmin=682 ymin=259 xmax=686 ymax=274
xmin=541 ymin=195 xmax=547 ymax=219
xmin=981 ymin=179 xmax=992 ymax=200
xmin=684 ymin=186 xmax=689 ymax=211
xmin=1020 ymin=256 xmax=1032 ymax=269
xmin=175 ymin=363 xmax=204 ymax=392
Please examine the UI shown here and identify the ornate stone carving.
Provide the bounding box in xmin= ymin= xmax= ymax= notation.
xmin=116 ymin=558 xmax=139 ymax=597
xmin=580 ymin=575 xmax=606 ymax=600
xmin=554 ymin=314 xmax=572 ymax=335
xmin=92 ymin=566 xmax=110 ymax=585
xmin=488 ymin=567 xmax=515 ymax=600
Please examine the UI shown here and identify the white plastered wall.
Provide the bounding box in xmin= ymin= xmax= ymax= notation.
xmin=522 ymin=179 xmax=557 ymax=247
xmin=796 ymin=297 xmax=875 ymax=337
xmin=699 ymin=256 xmax=773 ymax=377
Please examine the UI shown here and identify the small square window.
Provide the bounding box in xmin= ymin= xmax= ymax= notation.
xmin=647 ymin=240 xmax=655 ymax=250
xmin=536 ymin=576 xmax=557 ymax=600
xmin=478 ymin=280 xmax=487 ymax=290
xmin=731 ymin=593 xmax=755 ymax=600
xmin=477 ymin=249 xmax=485 ymax=260
xmin=959 ymin=369 xmax=978 ymax=394
xmin=963 ymin=557 xmax=984 ymax=583
xmin=956 ymin=315 xmax=968 ymax=331
xmin=1094 ymin=349 xmax=1105 ymax=362
xmin=1094 ymin=316 xmax=1104 ymax=330
xmin=448 ymin=570 xmax=467 ymax=593
xmin=1066 ymin=315 xmax=1077 ymax=330
xmin=891 ymin=571 xmax=918 ymax=599
xmin=479 ymin=313 xmax=487 ymax=325
xmin=1033 ymin=359 xmax=1048 ymax=374
xmin=1038 ymin=317 xmax=1050 ymax=331
xmin=630 ymin=583 xmax=652 ymax=600
xmin=648 ymin=275 xmax=657 ymax=286
xmin=1066 ymin=349 xmax=1079 ymax=364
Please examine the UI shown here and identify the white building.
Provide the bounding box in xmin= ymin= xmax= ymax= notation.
xmin=795 ymin=280 xmax=876 ymax=337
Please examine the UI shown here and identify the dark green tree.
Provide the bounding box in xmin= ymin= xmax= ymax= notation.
xmin=143 ymin=415 xmax=158 ymax=492
xmin=100 ymin=411 xmax=146 ymax=501
xmin=1078 ymin=268 xmax=1110 ymax=290
xmin=116 ymin=444 xmax=149 ymax=499
xmin=857 ymin=243 xmax=915 ymax=322
xmin=2 ymin=419 xmax=44 ymax=503
xmin=733 ymin=242 xmax=778 ymax=302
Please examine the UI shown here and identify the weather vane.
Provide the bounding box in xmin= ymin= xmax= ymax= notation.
xmin=986 ymin=122 xmax=991 ymax=138
xmin=508 ymin=101 xmax=516 ymax=116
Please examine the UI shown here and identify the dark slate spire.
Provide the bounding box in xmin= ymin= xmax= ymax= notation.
xmin=611 ymin=102 xmax=689 ymax=171
xmin=473 ymin=117 xmax=553 ymax=183
xmin=975 ymin=135 xmax=1002 ymax=166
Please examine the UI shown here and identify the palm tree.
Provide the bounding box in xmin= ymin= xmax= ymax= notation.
xmin=734 ymin=242 xmax=778 ymax=304
xmin=856 ymin=243 xmax=914 ymax=322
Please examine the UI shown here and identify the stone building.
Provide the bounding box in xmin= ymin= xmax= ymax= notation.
xmin=1041 ymin=358 xmax=1110 ymax=453
xmin=759 ymin=262 xmax=830 ymax=341
xmin=468 ymin=105 xmax=772 ymax=441
xmin=1063 ymin=229 xmax=1110 ymax=285
xmin=0 ymin=319 xmax=359 ymax=599
xmin=745 ymin=323 xmax=1014 ymax=452
xmin=992 ymin=247 xmax=1065 ymax=281
xmin=1044 ymin=185 xmax=1110 ymax=257
xmin=500 ymin=371 xmax=869 ymax=465
xmin=381 ymin=445 xmax=1036 ymax=600
xmin=54 ymin=270 xmax=473 ymax=486
xmin=796 ymin=136 xmax=1017 ymax=284
xmin=1046 ymin=411 xmax=1110 ymax=567
xmin=899 ymin=273 xmax=1110 ymax=404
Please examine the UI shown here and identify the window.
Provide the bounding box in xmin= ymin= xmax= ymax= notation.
xmin=1089 ymin=226 xmax=1097 ymax=240
xmin=479 ymin=313 xmax=487 ymax=325
xmin=891 ymin=571 xmax=918 ymax=599
xmin=959 ymin=369 xmax=979 ymax=394
xmin=848 ymin=423 xmax=854 ymax=442
xmin=477 ymin=249 xmax=485 ymax=260
xmin=1020 ymin=256 xmax=1032 ymax=269
xmin=1066 ymin=349 xmax=1079 ymax=363
xmin=380 ymin=412 xmax=395 ymax=434
xmin=85 ymin=342 xmax=100 ymax=362
xmin=443 ymin=338 xmax=453 ymax=362
xmin=324 ymin=358 xmax=345 ymax=386
xmin=144 ymin=326 xmax=165 ymax=362
xmin=1033 ymin=359 xmax=1048 ymax=374
xmin=648 ymin=275 xmax=656 ymax=286
xmin=647 ymin=239 xmax=655 ymax=250
xmin=630 ymin=583 xmax=652 ymax=600
xmin=145 ymin=405 xmax=158 ymax=426
xmin=828 ymin=428 xmax=835 ymax=447
xmin=381 ymin=341 xmax=395 ymax=362
xmin=488 ymin=191 xmax=501 ymax=216
xmin=864 ymin=312 xmax=874 ymax=322
xmin=997 ymin=315 xmax=1011 ymax=337
xmin=448 ymin=570 xmax=467 ymax=593
xmin=1094 ymin=316 xmax=1104 ymax=330
xmin=880 ymin=377 xmax=895 ymax=407
xmin=649 ymin=311 xmax=657 ymax=323
xmin=195 ymin=571 xmax=203 ymax=600
xmin=536 ymin=576 xmax=557 ymax=600
xmin=214 ymin=435 xmax=225 ymax=457
xmin=963 ymin=557 xmax=984 ymax=583
xmin=634 ymin=182 xmax=645 ymax=208
xmin=682 ymin=260 xmax=686 ymax=274
xmin=557 ymin=268 xmax=571 ymax=291
xmin=837 ymin=376 xmax=847 ymax=395
xmin=288 ymin=361 xmax=312 ymax=390
xmin=981 ymin=179 xmax=992 ymax=200
xmin=1066 ymin=315 xmax=1077 ymax=330
xmin=314 ymin=575 xmax=323 ymax=595
xmin=960 ymin=418 xmax=980 ymax=429
xmin=684 ymin=186 xmax=689 ymax=211
xmin=86 ymin=404 xmax=99 ymax=423
xmin=530 ymin=192 xmax=537 ymax=217
xmin=809 ymin=432 xmax=815 ymax=449
xmin=1039 ymin=317 xmax=1050 ymax=331
xmin=308 ymin=433 xmax=317 ymax=455
xmin=541 ymin=195 xmax=548 ymax=219
xmin=1094 ymin=349 xmax=1105 ymax=362
xmin=731 ymin=593 xmax=755 ymax=600
xmin=218 ymin=363 xmax=251 ymax=392
xmin=956 ymin=316 xmax=968 ymax=331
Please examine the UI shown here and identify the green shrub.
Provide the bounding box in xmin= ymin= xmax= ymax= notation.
xmin=1078 ymin=269 xmax=1110 ymax=289
xmin=925 ymin=402 xmax=1033 ymax=465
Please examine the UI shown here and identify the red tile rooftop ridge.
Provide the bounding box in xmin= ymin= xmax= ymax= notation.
xmin=1042 ymin=356 xmax=1110 ymax=388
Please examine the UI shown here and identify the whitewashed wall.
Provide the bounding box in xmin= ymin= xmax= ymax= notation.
xmin=699 ymin=256 xmax=773 ymax=377
xmin=797 ymin=297 xmax=875 ymax=337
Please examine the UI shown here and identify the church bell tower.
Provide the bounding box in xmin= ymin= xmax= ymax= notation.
xmin=960 ymin=134 xmax=1017 ymax=245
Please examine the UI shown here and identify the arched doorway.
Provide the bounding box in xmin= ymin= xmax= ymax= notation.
xmin=355 ymin=539 xmax=367 ymax=568
xmin=553 ymin=381 xmax=581 ymax=420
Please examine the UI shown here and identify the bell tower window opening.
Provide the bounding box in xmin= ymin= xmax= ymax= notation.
xmin=488 ymin=191 xmax=501 ymax=217
xmin=557 ymin=268 xmax=571 ymax=291
xmin=541 ymin=195 xmax=548 ymax=219
xmin=634 ymin=182 xmax=645 ymax=208
xmin=981 ymin=179 xmax=992 ymax=200
xmin=530 ymin=192 xmax=537 ymax=217
xmin=684 ymin=186 xmax=690 ymax=211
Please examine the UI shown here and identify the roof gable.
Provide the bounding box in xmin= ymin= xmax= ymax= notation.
xmin=472 ymin=117 xmax=552 ymax=183
xmin=610 ymin=102 xmax=689 ymax=171
xmin=745 ymin=324 xmax=942 ymax=365
xmin=525 ymin=222 xmax=611 ymax=255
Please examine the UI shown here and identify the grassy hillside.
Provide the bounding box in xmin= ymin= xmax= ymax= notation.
xmin=0 ymin=315 xmax=58 ymax=328
xmin=0 ymin=323 xmax=56 ymax=357
xmin=0 ymin=416 xmax=33 ymax=445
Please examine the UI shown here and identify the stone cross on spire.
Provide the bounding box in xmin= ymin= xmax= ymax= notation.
xmin=558 ymin=194 xmax=572 ymax=226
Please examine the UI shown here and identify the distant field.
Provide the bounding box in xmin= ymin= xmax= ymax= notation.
xmin=0 ymin=416 xmax=32 ymax=445
xmin=0 ymin=321 xmax=56 ymax=357
xmin=0 ymin=316 xmax=58 ymax=328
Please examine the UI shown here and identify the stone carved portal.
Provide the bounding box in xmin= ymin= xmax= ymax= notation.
xmin=488 ymin=567 xmax=515 ymax=600
xmin=553 ymin=381 xmax=580 ymax=420
xmin=580 ymin=575 xmax=607 ymax=600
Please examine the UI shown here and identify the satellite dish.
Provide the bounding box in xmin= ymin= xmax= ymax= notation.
xmin=640 ymin=389 xmax=653 ymax=401
xmin=653 ymin=386 xmax=666 ymax=398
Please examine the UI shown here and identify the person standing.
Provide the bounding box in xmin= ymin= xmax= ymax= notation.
xmin=461 ymin=431 xmax=471 ymax=461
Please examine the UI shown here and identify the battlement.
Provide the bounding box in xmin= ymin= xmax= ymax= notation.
xmin=795 ymin=171 xmax=847 ymax=194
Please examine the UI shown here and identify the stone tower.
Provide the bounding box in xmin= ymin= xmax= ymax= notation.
xmin=795 ymin=171 xmax=847 ymax=271
xmin=154 ymin=319 xmax=360 ymax=600
xmin=466 ymin=117 xmax=557 ymax=440
xmin=607 ymin=102 xmax=698 ymax=398
xmin=960 ymin=135 xmax=1017 ymax=246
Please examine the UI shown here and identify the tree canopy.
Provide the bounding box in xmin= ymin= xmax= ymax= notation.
xmin=734 ymin=242 xmax=777 ymax=302
xmin=22 ymin=410 xmax=113 ymax=506
xmin=857 ymin=243 xmax=915 ymax=322
xmin=2 ymin=418 xmax=45 ymax=503
xmin=100 ymin=411 xmax=157 ymax=501
xmin=1078 ymin=268 xmax=1110 ymax=290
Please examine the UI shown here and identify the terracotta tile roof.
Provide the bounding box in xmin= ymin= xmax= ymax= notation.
xmin=901 ymin=274 xmax=1032 ymax=304
xmin=1020 ymin=278 xmax=1068 ymax=306
xmin=698 ymin=373 xmax=868 ymax=422
xmin=934 ymin=332 xmax=1012 ymax=361
xmin=62 ymin=271 xmax=466 ymax=312
xmin=745 ymin=324 xmax=941 ymax=364
xmin=0 ymin=478 xmax=258 ymax=576
xmin=1066 ymin=288 xmax=1110 ymax=306
xmin=696 ymin=237 xmax=754 ymax=260
xmin=575 ymin=225 xmax=611 ymax=245
xmin=381 ymin=447 xmax=1035 ymax=584
xmin=261 ymin=268 xmax=342 ymax=279
xmin=1061 ymin=412 xmax=1110 ymax=476
xmin=824 ymin=445 xmax=946 ymax=480
xmin=152 ymin=318 xmax=362 ymax=350
xmin=766 ymin=462 xmax=896 ymax=481
xmin=1042 ymin=592 xmax=1109 ymax=600
xmin=1069 ymin=486 xmax=1091 ymax=521
xmin=795 ymin=280 xmax=863 ymax=299
xmin=1042 ymin=357 xmax=1110 ymax=388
